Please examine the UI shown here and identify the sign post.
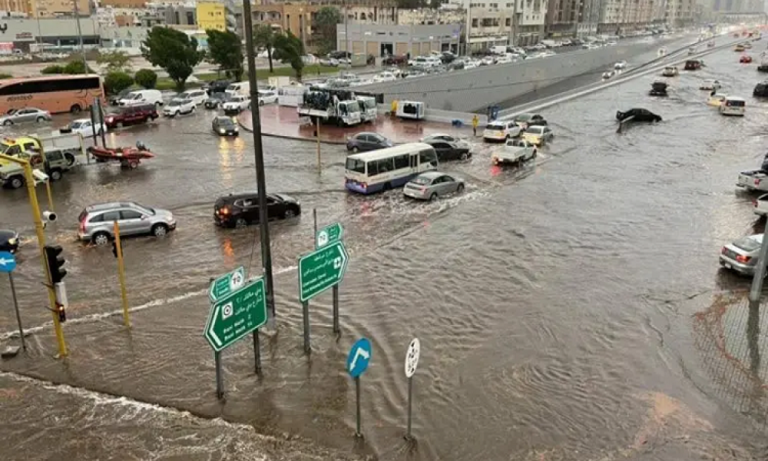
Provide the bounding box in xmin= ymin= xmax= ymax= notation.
xmin=208 ymin=266 xmax=246 ymax=303
xmin=204 ymin=276 xmax=267 ymax=399
xmin=113 ymin=221 xmax=130 ymax=328
xmin=298 ymin=239 xmax=348 ymax=352
xmin=315 ymin=221 xmax=344 ymax=334
xmin=0 ymin=251 xmax=25 ymax=351
xmin=404 ymin=338 xmax=421 ymax=440
xmin=346 ymin=338 xmax=372 ymax=438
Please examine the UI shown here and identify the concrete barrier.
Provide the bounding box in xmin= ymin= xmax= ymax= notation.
xmin=355 ymin=36 xmax=698 ymax=112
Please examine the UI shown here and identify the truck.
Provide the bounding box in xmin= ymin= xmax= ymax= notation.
xmin=356 ymin=95 xmax=378 ymax=122
xmin=491 ymin=139 xmax=537 ymax=166
xmin=736 ymin=153 xmax=768 ymax=191
xmin=1 ymin=133 xmax=86 ymax=167
xmin=0 ymin=140 xmax=83 ymax=189
xmin=297 ymin=88 xmax=362 ymax=126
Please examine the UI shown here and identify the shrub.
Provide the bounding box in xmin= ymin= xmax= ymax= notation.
xmin=41 ymin=64 xmax=65 ymax=74
xmin=104 ymin=71 xmax=134 ymax=95
xmin=0 ymin=73 xmax=12 ymax=79
xmin=63 ymin=60 xmax=94 ymax=74
xmin=134 ymin=69 xmax=158 ymax=89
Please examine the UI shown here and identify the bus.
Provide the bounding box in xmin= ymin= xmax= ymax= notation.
xmin=0 ymin=74 xmax=105 ymax=115
xmin=344 ymin=143 xmax=438 ymax=194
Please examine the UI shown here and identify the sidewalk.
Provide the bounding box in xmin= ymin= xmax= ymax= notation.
xmin=240 ymin=105 xmax=476 ymax=144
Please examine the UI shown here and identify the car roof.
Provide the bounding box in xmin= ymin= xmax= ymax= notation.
xmin=726 ymin=96 xmax=745 ymax=101
xmin=218 ymin=192 xmax=277 ymax=201
xmin=414 ymin=171 xmax=445 ymax=180
xmin=354 ymin=132 xmax=381 ymax=137
xmin=0 ymin=229 xmax=17 ymax=238
xmin=85 ymin=202 xmax=137 ymax=212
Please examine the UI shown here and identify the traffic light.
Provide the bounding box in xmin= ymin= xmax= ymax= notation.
xmin=44 ymin=245 xmax=67 ymax=284
xmin=56 ymin=302 xmax=66 ymax=323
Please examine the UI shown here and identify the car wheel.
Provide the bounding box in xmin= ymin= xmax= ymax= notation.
xmin=49 ymin=169 xmax=62 ymax=181
xmin=117 ymin=121 xmax=123 ymax=128
xmin=235 ymin=218 xmax=247 ymax=228
xmin=429 ymin=192 xmax=438 ymax=202
xmin=460 ymin=152 xmax=468 ymax=161
xmin=151 ymin=224 xmax=169 ymax=238
xmin=70 ymin=104 xmax=82 ymax=113
xmin=64 ymin=152 xmax=76 ymax=166
xmin=259 ymin=100 xmax=265 ymax=106
xmin=2 ymin=120 xmax=12 ymax=126
xmin=9 ymin=176 xmax=23 ymax=189
xmin=284 ymin=208 xmax=296 ymax=219
xmin=92 ymin=232 xmax=110 ymax=246
xmin=352 ymin=146 xmax=359 ymax=153
xmin=36 ymin=117 xmax=46 ymax=123
xmin=457 ymin=183 xmax=465 ymax=193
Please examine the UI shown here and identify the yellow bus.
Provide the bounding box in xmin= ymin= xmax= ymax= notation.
xmin=0 ymin=74 xmax=105 ymax=115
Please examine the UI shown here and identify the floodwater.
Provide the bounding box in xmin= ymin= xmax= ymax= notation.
xmin=2 ymin=43 xmax=768 ymax=460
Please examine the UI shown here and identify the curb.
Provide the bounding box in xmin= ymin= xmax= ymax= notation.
xmin=237 ymin=120 xmax=347 ymax=145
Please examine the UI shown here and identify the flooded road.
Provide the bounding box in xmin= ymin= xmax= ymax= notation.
xmin=2 ymin=43 xmax=768 ymax=460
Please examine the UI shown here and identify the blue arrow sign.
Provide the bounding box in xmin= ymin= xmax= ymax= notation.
xmin=346 ymin=338 xmax=372 ymax=378
xmin=0 ymin=251 xmax=16 ymax=273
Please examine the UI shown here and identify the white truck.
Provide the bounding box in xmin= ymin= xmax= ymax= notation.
xmin=737 ymin=170 xmax=768 ymax=191
xmin=356 ymin=96 xmax=377 ymax=123
xmin=491 ymin=139 xmax=537 ymax=166
xmin=297 ymin=88 xmax=362 ymax=126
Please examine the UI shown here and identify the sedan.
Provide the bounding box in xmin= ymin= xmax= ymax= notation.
xmin=0 ymin=107 xmax=52 ymax=126
xmin=212 ymin=116 xmax=239 ymax=136
xmin=346 ymin=132 xmax=393 ymax=153
xmin=0 ymin=229 xmax=19 ymax=253
xmin=213 ymin=193 xmax=301 ymax=228
xmin=423 ymin=139 xmax=471 ymax=161
xmin=60 ymin=118 xmax=107 ymax=137
xmin=403 ymin=172 xmax=465 ymax=201
xmin=257 ymin=90 xmax=278 ymax=106
xmin=420 ymin=133 xmax=463 ymax=143
xmin=719 ymin=234 xmax=763 ymax=276
xmin=204 ymin=93 xmax=230 ymax=109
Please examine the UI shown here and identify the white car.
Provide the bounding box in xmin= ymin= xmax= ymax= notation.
xmin=257 ymin=90 xmax=278 ymax=106
xmin=754 ymin=193 xmax=768 ymax=215
xmin=63 ymin=118 xmax=107 ymax=137
xmin=614 ymin=60 xmax=627 ymax=70
xmin=163 ymin=98 xmax=195 ymax=117
xmin=483 ymin=120 xmax=522 ymax=142
xmin=373 ymin=71 xmax=398 ymax=83
xmin=464 ymin=60 xmax=479 ymax=69
xmin=495 ymin=55 xmax=514 ymax=65
xmin=223 ymin=95 xmax=250 ymax=114
xmin=178 ymin=89 xmax=207 ymax=106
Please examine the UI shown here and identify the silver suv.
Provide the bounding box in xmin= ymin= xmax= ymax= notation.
xmin=78 ymin=202 xmax=176 ymax=245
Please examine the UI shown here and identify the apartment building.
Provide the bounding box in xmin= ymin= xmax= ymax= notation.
xmin=397 ymin=7 xmax=464 ymax=26
xmin=99 ymin=0 xmax=147 ymax=7
xmin=197 ymin=1 xmax=227 ymax=31
xmin=663 ymin=0 xmax=695 ymax=27
xmin=0 ymin=0 xmax=34 ymax=16
xmin=343 ymin=5 xmax=398 ymax=23
xmin=252 ymin=3 xmax=321 ymax=47
xmin=33 ymin=0 xmax=91 ymax=17
xmin=545 ymin=0 xmax=580 ymax=37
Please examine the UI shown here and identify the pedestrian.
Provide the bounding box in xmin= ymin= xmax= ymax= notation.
xmin=472 ymin=114 xmax=479 ymax=136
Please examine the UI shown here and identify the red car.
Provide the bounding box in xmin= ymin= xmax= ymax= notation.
xmin=104 ymin=103 xmax=158 ymax=128
xmin=741 ymin=55 xmax=753 ymax=63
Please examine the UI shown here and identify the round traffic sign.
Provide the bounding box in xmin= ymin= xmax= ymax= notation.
xmin=347 ymin=338 xmax=372 ymax=378
xmin=230 ymin=270 xmax=244 ymax=291
xmin=404 ymin=338 xmax=420 ymax=378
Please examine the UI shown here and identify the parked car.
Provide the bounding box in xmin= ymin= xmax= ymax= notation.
xmin=163 ymin=98 xmax=195 ymax=117
xmin=179 ymin=89 xmax=208 ymax=105
xmin=78 ymin=202 xmax=177 ymax=245
xmin=60 ymin=118 xmax=107 ymax=137
xmin=204 ymin=92 xmax=230 ymax=109
xmin=222 ymin=95 xmax=250 ymax=115
xmin=422 ymin=139 xmax=471 ymax=161
xmin=0 ymin=229 xmax=19 ymax=253
xmin=205 ymin=79 xmax=232 ymax=95
xmin=483 ymin=120 xmax=522 ymax=142
xmin=382 ymin=55 xmax=408 ymax=66
xmin=212 ymin=116 xmax=239 ymax=136
xmin=403 ymin=171 xmax=465 ymax=201
xmin=0 ymin=107 xmax=51 ymax=125
xmin=104 ymin=104 xmax=158 ymax=128
xmin=719 ymin=234 xmax=763 ymax=276
xmin=257 ymin=90 xmax=278 ymax=106
xmin=213 ymin=192 xmax=301 ymax=228
xmin=346 ymin=132 xmax=393 ymax=153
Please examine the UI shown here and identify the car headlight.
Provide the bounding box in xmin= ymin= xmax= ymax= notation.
xmin=219 ymin=129 xmax=225 ymax=134
xmin=7 ymin=237 xmax=16 ymax=245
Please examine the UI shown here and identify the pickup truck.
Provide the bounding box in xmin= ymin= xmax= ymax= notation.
xmin=491 ymin=139 xmax=537 ymax=166
xmin=737 ymin=170 xmax=768 ymax=191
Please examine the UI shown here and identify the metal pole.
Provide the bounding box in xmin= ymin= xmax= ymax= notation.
xmin=302 ymin=301 xmax=310 ymax=353
xmin=72 ymin=0 xmax=88 ymax=74
xmin=345 ymin=0 xmax=350 ymax=67
xmin=406 ymin=376 xmax=413 ymax=440
xmin=748 ymin=233 xmax=768 ymax=304
xmin=253 ymin=329 xmax=262 ymax=375
xmin=45 ymin=179 xmax=54 ymax=212
xmin=215 ymin=351 xmax=224 ymax=400
xmin=242 ymin=0 xmax=276 ymax=322
xmin=8 ymin=273 xmax=26 ymax=351
xmin=316 ymin=118 xmax=321 ymax=173
xmin=333 ymin=285 xmax=339 ymax=335
xmin=355 ymin=376 xmax=362 ymax=437
xmin=113 ymin=221 xmax=130 ymax=328
xmin=97 ymin=99 xmax=106 ymax=147
xmin=465 ymin=6 xmax=471 ymax=56
xmin=313 ymin=208 xmax=318 ymax=245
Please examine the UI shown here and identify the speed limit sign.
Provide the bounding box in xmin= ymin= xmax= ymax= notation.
xmin=404 ymin=338 xmax=420 ymax=378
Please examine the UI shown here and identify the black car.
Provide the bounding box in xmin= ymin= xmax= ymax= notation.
xmin=0 ymin=229 xmax=19 ymax=253
xmin=754 ymin=81 xmax=768 ymax=97
xmin=616 ymin=108 xmax=662 ymax=123
xmin=204 ymin=92 xmax=230 ymax=109
xmin=212 ymin=116 xmax=239 ymax=136
xmin=214 ymin=193 xmax=301 ymax=228
xmin=346 ymin=132 xmax=393 ymax=153
xmin=205 ymin=79 xmax=232 ymax=95
xmin=649 ymin=81 xmax=668 ymax=96
xmin=423 ymin=139 xmax=471 ymax=161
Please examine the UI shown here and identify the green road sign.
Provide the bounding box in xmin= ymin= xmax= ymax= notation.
xmin=209 ymin=266 xmax=245 ymax=303
xmin=204 ymin=278 xmax=267 ymax=352
xmin=316 ymin=222 xmax=344 ymax=249
xmin=298 ymin=241 xmax=349 ymax=302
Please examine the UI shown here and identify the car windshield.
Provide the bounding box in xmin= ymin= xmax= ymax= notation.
xmin=217 ymin=118 xmax=235 ymax=127
xmin=411 ymin=175 xmax=433 ymax=185
xmin=526 ymin=127 xmax=544 ymax=134
xmin=487 ymin=123 xmax=506 ymax=130
xmin=71 ymin=121 xmax=84 ymax=129
xmin=133 ymin=203 xmax=155 ymax=215
xmin=515 ymin=114 xmax=532 ymax=122
xmin=129 ymin=93 xmax=142 ymax=100
xmin=345 ymin=157 xmax=366 ymax=173
xmin=734 ymin=237 xmax=761 ymax=252
xmin=0 ymin=143 xmax=11 ymax=154
xmin=6 ymin=109 xmax=18 ymax=116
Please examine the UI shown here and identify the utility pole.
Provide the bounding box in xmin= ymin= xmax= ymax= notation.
xmin=242 ymin=0 xmax=276 ymax=324
xmin=511 ymin=0 xmax=518 ymax=47
xmin=344 ymin=0 xmax=350 ymax=67
xmin=72 ymin=0 xmax=88 ymax=73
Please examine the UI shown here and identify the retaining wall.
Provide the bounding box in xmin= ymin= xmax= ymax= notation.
xmin=356 ymin=36 xmax=696 ymax=112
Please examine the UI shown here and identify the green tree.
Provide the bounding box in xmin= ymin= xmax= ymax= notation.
xmin=134 ymin=69 xmax=158 ymax=89
xmin=272 ymin=31 xmax=304 ymax=81
xmin=104 ymin=71 xmax=134 ymax=95
xmin=206 ymin=29 xmax=244 ymax=81
xmin=313 ymin=7 xmax=342 ymax=56
xmin=41 ymin=64 xmax=65 ymax=74
xmin=141 ymin=27 xmax=202 ymax=90
xmin=253 ymin=24 xmax=276 ymax=73
xmin=63 ymin=60 xmax=94 ymax=74
xmin=97 ymin=50 xmax=132 ymax=72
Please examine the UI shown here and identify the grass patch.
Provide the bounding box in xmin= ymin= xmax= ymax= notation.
xmin=155 ymin=65 xmax=340 ymax=91
xmin=0 ymin=73 xmax=12 ymax=80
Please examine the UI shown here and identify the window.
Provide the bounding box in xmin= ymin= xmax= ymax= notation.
xmin=419 ymin=149 xmax=437 ymax=166
xmin=0 ymin=77 xmax=100 ymax=95
xmin=120 ymin=210 xmax=144 ymax=220
xmin=472 ymin=18 xmax=478 ymax=27
xmin=345 ymin=157 xmax=365 ymax=173
xmin=367 ymin=160 xmax=378 ymax=176
xmin=89 ymin=213 xmax=105 ymax=223
xmin=375 ymin=157 xmax=395 ymax=174
xmin=5 ymin=145 xmax=21 ymax=155
xmin=23 ymin=142 xmax=36 ymax=151
xmin=102 ymin=211 xmax=120 ymax=222
xmin=506 ymin=18 xmax=511 ymax=26
xmin=394 ymin=154 xmax=409 ymax=170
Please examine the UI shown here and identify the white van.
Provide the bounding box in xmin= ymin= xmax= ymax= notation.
xmin=119 ymin=89 xmax=163 ymax=106
xmin=490 ymin=45 xmax=508 ymax=55
xmin=225 ymin=81 xmax=250 ymax=97
xmin=720 ymin=96 xmax=746 ymax=116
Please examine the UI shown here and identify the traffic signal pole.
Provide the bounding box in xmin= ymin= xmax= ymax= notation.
xmin=0 ymin=153 xmax=67 ymax=357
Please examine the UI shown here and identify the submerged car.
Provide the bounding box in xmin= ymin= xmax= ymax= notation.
xmin=78 ymin=202 xmax=177 ymax=245
xmin=204 ymin=92 xmax=230 ymax=109
xmin=661 ymin=66 xmax=679 ymax=77
xmin=719 ymin=234 xmax=763 ymax=276
xmin=700 ymin=79 xmax=720 ymax=91
xmin=346 ymin=132 xmax=393 ymax=152
xmin=707 ymin=93 xmax=727 ymax=107
xmin=213 ymin=192 xmax=301 ymax=228
xmin=614 ymin=60 xmax=627 ymax=70
xmin=616 ymin=108 xmax=662 ymax=123
xmin=0 ymin=229 xmax=19 ymax=253
xmin=684 ymin=60 xmax=702 ymax=70
xmin=422 ymin=139 xmax=471 ymax=161
xmin=649 ymin=81 xmax=668 ymax=96
xmin=163 ymin=98 xmax=195 ymax=117
xmin=0 ymin=107 xmax=51 ymax=126
xmin=521 ymin=125 xmax=554 ymax=146
xmin=735 ymin=44 xmax=746 ymax=52
xmin=754 ymin=81 xmax=768 ymax=97
xmin=212 ymin=116 xmax=239 ymax=136
xmin=740 ymin=54 xmax=753 ymax=63
xmin=403 ymin=171 xmax=465 ymax=201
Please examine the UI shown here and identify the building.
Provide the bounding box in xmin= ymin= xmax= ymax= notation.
xmin=344 ymin=5 xmax=398 ymax=24
xmin=441 ymin=0 xmax=546 ymax=51
xmin=397 ymin=7 xmax=464 ymax=25
xmin=337 ymin=23 xmax=461 ymax=56
xmin=545 ymin=0 xmax=581 ymax=37
xmin=99 ymin=0 xmax=147 ymax=7
xmin=197 ymin=1 xmax=227 ymax=31
xmin=33 ymin=0 xmax=91 ymax=17
xmin=664 ymin=0 xmax=696 ymax=26
xmin=0 ymin=17 xmax=100 ymax=51
xmin=0 ymin=0 xmax=33 ymax=16
xmin=252 ymin=3 xmax=321 ymax=48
